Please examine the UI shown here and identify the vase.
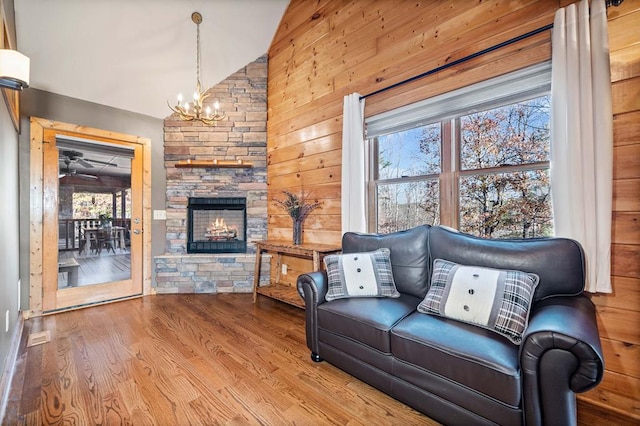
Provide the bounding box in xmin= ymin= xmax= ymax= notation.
xmin=292 ymin=218 xmax=303 ymax=245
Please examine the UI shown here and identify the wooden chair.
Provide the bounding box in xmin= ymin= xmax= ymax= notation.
xmin=96 ymin=229 xmax=116 ymax=255
xmin=77 ymin=225 xmax=87 ymax=254
xmin=89 ymin=229 xmax=116 ymax=255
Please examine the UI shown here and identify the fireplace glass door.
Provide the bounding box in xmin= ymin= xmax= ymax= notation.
xmin=188 ymin=197 xmax=247 ymax=253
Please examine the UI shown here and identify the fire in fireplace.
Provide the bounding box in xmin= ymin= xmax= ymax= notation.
xmin=187 ymin=197 xmax=246 ymax=253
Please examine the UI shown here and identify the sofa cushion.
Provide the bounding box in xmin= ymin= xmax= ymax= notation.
xmin=428 ymin=226 xmax=585 ymax=302
xmin=324 ymin=248 xmax=400 ymax=301
xmin=391 ymin=311 xmax=521 ymax=407
xmin=318 ymin=294 xmax=421 ymax=353
xmin=342 ymin=225 xmax=430 ymax=299
xmin=418 ymin=259 xmax=539 ymax=344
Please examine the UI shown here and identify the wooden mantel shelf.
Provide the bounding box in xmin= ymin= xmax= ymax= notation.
xmin=175 ymin=159 xmax=253 ymax=168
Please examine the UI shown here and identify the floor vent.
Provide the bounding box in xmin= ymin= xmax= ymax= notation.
xmin=27 ymin=330 xmax=51 ymax=347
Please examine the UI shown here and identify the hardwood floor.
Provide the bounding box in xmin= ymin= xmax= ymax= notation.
xmin=4 ymin=294 xmax=626 ymax=425
xmin=4 ymin=295 xmax=435 ymax=425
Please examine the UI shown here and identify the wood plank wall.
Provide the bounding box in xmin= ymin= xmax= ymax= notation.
xmin=267 ymin=0 xmax=639 ymax=421
xmin=584 ymin=1 xmax=640 ymax=422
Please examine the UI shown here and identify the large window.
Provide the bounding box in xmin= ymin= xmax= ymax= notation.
xmin=367 ymin=63 xmax=553 ymax=238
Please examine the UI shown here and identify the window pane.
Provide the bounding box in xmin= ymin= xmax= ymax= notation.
xmin=460 ymin=95 xmax=550 ymax=170
xmin=73 ymin=193 xmax=112 ymax=219
xmin=459 ymin=170 xmax=553 ymax=239
xmin=115 ymin=189 xmax=132 ymax=219
xmin=376 ymin=180 xmax=440 ymax=234
xmin=377 ymin=123 xmax=441 ymax=179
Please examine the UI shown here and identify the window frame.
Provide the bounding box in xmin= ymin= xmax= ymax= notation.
xmin=366 ymin=62 xmax=552 ymax=235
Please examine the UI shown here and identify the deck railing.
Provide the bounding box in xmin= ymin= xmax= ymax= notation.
xmin=58 ymin=218 xmax=131 ymax=251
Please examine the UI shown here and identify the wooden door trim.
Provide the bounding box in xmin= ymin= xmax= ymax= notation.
xmin=28 ymin=117 xmax=152 ymax=316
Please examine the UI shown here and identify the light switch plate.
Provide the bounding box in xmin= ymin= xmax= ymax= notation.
xmin=153 ymin=210 xmax=167 ymax=220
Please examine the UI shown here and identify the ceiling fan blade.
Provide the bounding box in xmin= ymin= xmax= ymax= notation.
xmin=77 ymin=174 xmax=99 ymax=180
xmin=86 ymin=158 xmax=118 ymax=167
xmin=61 ymin=150 xmax=82 ymax=159
xmin=76 ymin=158 xmax=94 ymax=168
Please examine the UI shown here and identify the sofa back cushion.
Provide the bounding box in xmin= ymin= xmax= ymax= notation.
xmin=428 ymin=226 xmax=585 ymax=302
xmin=342 ymin=225 xmax=431 ymax=298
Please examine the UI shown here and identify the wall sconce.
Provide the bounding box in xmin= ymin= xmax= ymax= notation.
xmin=0 ymin=49 xmax=30 ymax=90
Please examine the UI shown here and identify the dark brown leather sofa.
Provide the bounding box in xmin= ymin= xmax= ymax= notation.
xmin=297 ymin=225 xmax=604 ymax=425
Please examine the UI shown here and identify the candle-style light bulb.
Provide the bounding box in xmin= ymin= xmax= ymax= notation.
xmin=214 ymin=101 xmax=220 ymax=115
xmin=177 ymin=93 xmax=183 ymax=106
xmin=206 ymin=106 xmax=211 ymax=118
xmin=184 ymin=102 xmax=189 ymax=113
xmin=193 ymin=91 xmax=199 ymax=102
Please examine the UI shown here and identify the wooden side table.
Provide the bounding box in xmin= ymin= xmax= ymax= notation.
xmin=253 ymin=240 xmax=341 ymax=308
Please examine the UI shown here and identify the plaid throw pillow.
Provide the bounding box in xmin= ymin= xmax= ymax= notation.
xmin=324 ymin=248 xmax=400 ymax=302
xmin=417 ymin=259 xmax=539 ymax=344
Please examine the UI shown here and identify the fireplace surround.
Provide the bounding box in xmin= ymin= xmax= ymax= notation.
xmin=155 ymin=54 xmax=268 ymax=294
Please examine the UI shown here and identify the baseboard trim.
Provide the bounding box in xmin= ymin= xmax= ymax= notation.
xmin=0 ymin=312 xmax=25 ymax=423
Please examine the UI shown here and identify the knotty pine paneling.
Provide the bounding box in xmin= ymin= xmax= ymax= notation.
xmin=613 ymin=111 xmax=640 ymax=146
xmin=268 ymin=0 xmax=640 ymax=421
xmin=365 ymin=38 xmax=551 ymax=117
xmin=268 ymin=133 xmax=341 ymax=164
xmin=592 ymin=276 xmax=640 ymax=311
xmin=581 ymin=370 xmax=640 ymax=420
xmin=268 ymin=254 xmax=315 ymax=288
xmin=612 ymin=212 xmax=640 ymax=245
xmin=608 ymin=7 xmax=640 ymax=51
xmin=611 ymin=244 xmax=640 ymax=278
xmin=610 ymin=44 xmax=640 ymax=82
xmin=579 ymin=2 xmax=640 ymax=421
xmin=268 ymin=0 xmax=559 ymax=246
xmin=612 ymin=77 xmax=640 ymax=115
xmin=270 ymin=213 xmax=341 ymax=233
xmin=595 ymin=305 xmax=640 ymax=345
xmin=598 ymin=334 xmax=640 ymax=378
xmin=613 ymin=178 xmax=640 ymax=211
xmin=613 ymin=143 xmax=640 ymax=179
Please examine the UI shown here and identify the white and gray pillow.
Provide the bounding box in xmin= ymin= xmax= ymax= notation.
xmin=324 ymin=248 xmax=400 ymax=302
xmin=418 ymin=258 xmax=539 ymax=344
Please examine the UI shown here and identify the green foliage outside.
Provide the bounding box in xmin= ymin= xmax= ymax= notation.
xmin=72 ymin=191 xmax=131 ymax=219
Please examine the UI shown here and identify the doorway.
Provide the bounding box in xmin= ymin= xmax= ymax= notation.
xmin=29 ymin=118 xmax=152 ymax=314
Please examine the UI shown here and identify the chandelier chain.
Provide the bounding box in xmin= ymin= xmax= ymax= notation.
xmin=167 ymin=11 xmax=225 ymax=125
xmin=196 ymin=17 xmax=201 ymax=87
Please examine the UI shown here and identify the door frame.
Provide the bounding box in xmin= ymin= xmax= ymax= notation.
xmin=28 ymin=117 xmax=152 ymax=316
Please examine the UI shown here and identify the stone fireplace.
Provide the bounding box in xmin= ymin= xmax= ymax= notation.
xmin=154 ymin=55 xmax=270 ymax=294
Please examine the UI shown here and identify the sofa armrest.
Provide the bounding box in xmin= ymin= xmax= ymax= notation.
xmin=520 ymin=295 xmax=604 ymax=426
xmin=297 ymin=271 xmax=329 ymax=360
xmin=297 ymin=271 xmax=328 ymax=306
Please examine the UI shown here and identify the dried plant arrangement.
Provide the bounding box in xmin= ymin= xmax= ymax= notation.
xmin=274 ymin=190 xmax=322 ymax=244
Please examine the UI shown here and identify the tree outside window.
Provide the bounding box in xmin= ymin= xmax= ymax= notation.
xmin=369 ymin=94 xmax=552 ymax=239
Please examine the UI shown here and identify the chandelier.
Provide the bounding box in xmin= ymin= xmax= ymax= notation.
xmin=168 ymin=12 xmax=225 ymax=125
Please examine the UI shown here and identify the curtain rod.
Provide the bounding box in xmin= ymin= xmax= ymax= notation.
xmin=360 ymin=0 xmax=623 ymax=101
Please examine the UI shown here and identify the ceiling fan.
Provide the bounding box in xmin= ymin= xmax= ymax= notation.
xmin=59 ymin=158 xmax=98 ymax=180
xmin=58 ymin=150 xmax=118 ymax=168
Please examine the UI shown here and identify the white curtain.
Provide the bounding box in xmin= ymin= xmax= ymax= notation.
xmin=551 ymin=0 xmax=613 ymax=293
xmin=341 ymin=93 xmax=367 ymax=234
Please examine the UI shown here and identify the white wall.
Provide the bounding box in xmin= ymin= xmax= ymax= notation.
xmin=0 ymin=0 xmax=22 ymax=396
xmin=0 ymin=94 xmax=21 ymax=387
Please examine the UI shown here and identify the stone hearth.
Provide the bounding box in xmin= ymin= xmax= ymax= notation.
xmin=154 ymin=55 xmax=269 ymax=294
